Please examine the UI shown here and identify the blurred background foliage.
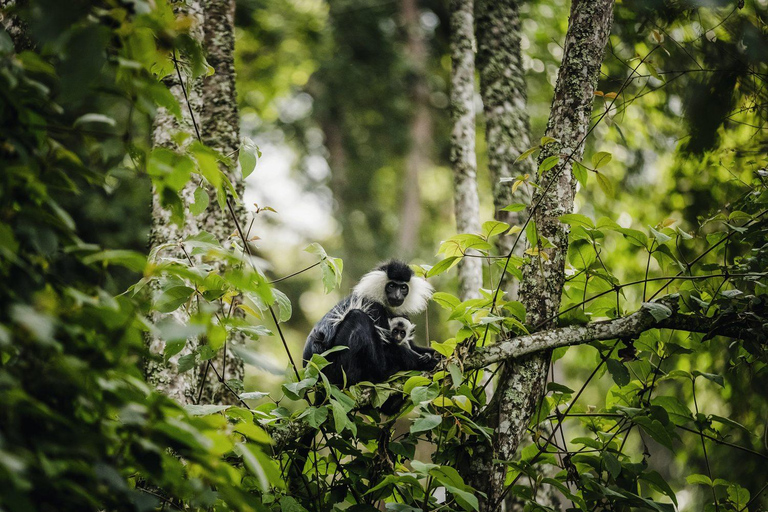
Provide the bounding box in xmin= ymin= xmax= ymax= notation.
xmin=1 ymin=0 xmax=766 ymax=509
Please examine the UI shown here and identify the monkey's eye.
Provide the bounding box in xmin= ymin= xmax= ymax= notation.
xmin=400 ymin=284 xmax=408 ymax=292
xmin=386 ymin=282 xmax=396 ymax=290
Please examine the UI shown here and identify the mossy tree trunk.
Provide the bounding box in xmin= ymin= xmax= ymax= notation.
xmin=450 ymin=0 xmax=482 ymax=301
xmin=476 ymin=0 xmax=534 ymax=296
xmin=146 ymin=0 xmax=244 ymax=405
xmin=464 ymin=1 xmax=616 ymax=508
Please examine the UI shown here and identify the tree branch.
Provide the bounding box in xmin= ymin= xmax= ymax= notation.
xmin=270 ymin=295 xmax=762 ymax=451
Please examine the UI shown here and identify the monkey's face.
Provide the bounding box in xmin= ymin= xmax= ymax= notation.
xmin=390 ymin=327 xmax=407 ymax=343
xmin=385 ymin=281 xmax=409 ymax=307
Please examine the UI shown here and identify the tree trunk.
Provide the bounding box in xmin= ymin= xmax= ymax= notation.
xmin=397 ymin=0 xmax=431 ymax=258
xmin=466 ymin=1 xmax=615 ymax=508
xmin=450 ymin=0 xmax=482 ymax=301
xmin=476 ymin=0 xmax=533 ymax=291
xmin=146 ymin=0 xmax=244 ymax=405
xmin=0 ymin=0 xmax=33 ymax=52
xmin=197 ymin=0 xmax=244 ymax=405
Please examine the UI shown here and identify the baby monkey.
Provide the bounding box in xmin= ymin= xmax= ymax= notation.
xmin=387 ymin=316 xmax=434 ymax=364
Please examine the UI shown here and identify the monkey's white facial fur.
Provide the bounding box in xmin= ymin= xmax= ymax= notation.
xmin=353 ymin=270 xmax=433 ymax=315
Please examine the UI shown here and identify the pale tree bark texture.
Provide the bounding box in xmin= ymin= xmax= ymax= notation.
xmin=465 ymin=1 xmax=616 ymax=509
xmin=146 ymin=0 xmax=244 ymax=405
xmin=476 ymin=0 xmax=534 ymax=277
xmin=398 ymin=0 xmax=431 ymax=258
xmin=449 ymin=0 xmax=482 ymax=301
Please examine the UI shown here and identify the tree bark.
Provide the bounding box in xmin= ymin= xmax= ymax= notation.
xmin=0 ymin=0 xmax=33 ymax=52
xmin=197 ymin=0 xmax=245 ymax=405
xmin=476 ymin=0 xmax=533 ymax=290
xmin=397 ymin=0 xmax=431 ymax=258
xmin=146 ymin=0 xmax=206 ymax=405
xmin=146 ymin=0 xmax=244 ymax=405
xmin=467 ymin=1 xmax=615 ymax=508
xmin=450 ymin=0 xmax=482 ymax=301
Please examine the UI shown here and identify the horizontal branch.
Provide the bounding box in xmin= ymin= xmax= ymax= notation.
xmin=465 ymin=295 xmax=753 ymax=369
xmin=271 ymin=295 xmax=759 ymax=450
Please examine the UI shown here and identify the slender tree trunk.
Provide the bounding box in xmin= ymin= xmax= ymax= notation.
xmin=398 ymin=0 xmax=431 ymax=258
xmin=466 ymin=1 xmax=615 ymax=509
xmin=476 ymin=0 xmax=533 ymax=287
xmin=146 ymin=0 xmax=206 ymax=405
xmin=450 ymin=0 xmax=482 ymax=301
xmin=146 ymin=0 xmax=244 ymax=405
xmin=197 ymin=0 xmax=244 ymax=405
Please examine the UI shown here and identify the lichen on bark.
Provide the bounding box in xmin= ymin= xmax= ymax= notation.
xmin=146 ymin=0 xmax=245 ymax=406
xmin=476 ymin=0 xmax=534 ymax=273
xmin=450 ymin=0 xmax=482 ymax=301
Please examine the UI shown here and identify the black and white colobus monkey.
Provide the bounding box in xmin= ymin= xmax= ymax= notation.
xmin=302 ymin=260 xmax=440 ymax=385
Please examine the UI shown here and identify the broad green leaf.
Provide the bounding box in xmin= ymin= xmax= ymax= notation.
xmin=538 ymin=155 xmax=560 ymax=175
xmin=559 ymin=213 xmax=594 ymax=229
xmin=427 ymin=256 xmax=460 ymax=277
xmin=572 ymin=160 xmax=589 ymax=188
xmin=501 ymin=203 xmax=527 ymax=212
xmin=190 ymin=186 xmax=209 ymax=215
xmin=411 ymin=414 xmax=442 ymax=433
xmin=592 ymin=151 xmax=612 ymax=169
xmin=154 ymin=285 xmax=194 ymax=313
xmin=184 ymin=404 xmax=230 ymax=416
xmin=595 ymin=171 xmax=614 ymax=197
xmin=482 ymin=220 xmax=510 ymax=239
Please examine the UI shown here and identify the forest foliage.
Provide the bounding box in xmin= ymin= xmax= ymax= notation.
xmin=1 ymin=0 xmax=767 ymax=511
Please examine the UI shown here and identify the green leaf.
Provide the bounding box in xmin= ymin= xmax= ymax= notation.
xmin=649 ymin=226 xmax=672 ymax=243
xmin=692 ymin=371 xmax=724 ymax=388
xmin=525 ymin=220 xmax=538 ymax=247
xmin=273 ymin=288 xmax=292 ymax=322
xmin=426 ymin=256 xmax=460 ymax=277
xmin=154 ymin=285 xmax=194 ymax=313
xmin=591 ymin=151 xmax=612 ymax=169
xmin=538 ymin=155 xmax=560 ymax=175
xmin=177 ymin=353 xmax=197 ymax=373
xmin=331 ymin=399 xmax=350 ymax=433
xmin=642 ymin=302 xmax=672 ymax=321
xmin=501 ymin=203 xmax=527 ymax=212
xmin=432 ymin=292 xmax=460 ymax=310
xmin=184 ymin=404 xmax=230 ymax=416
xmin=299 ymin=406 xmax=328 ymax=428
xmin=239 ymin=137 xmax=259 ymax=178
xmin=540 ymin=136 xmax=559 ymax=146
xmin=559 ymin=213 xmax=594 ymax=229
xmin=651 ymin=396 xmax=692 ymax=426
xmin=727 ymin=484 xmax=750 ymax=509
xmin=482 ymin=220 xmax=510 ymax=239
xmin=515 ymin=146 xmax=538 ymax=163
xmin=572 ymin=161 xmax=589 ymax=188
xmin=190 ymin=186 xmax=209 ymax=215
xmin=595 ymin=171 xmax=614 ymax=197
xmin=640 ymin=471 xmax=678 ymax=506
xmin=606 ymin=359 xmax=630 ymax=386
xmin=603 ymin=451 xmax=621 ymax=479
xmin=687 ymin=474 xmax=714 ymax=486
xmin=411 ymin=414 xmax=442 ymax=433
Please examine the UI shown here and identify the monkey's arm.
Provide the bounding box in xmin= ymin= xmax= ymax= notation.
xmin=393 ymin=341 xmax=440 ymax=372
